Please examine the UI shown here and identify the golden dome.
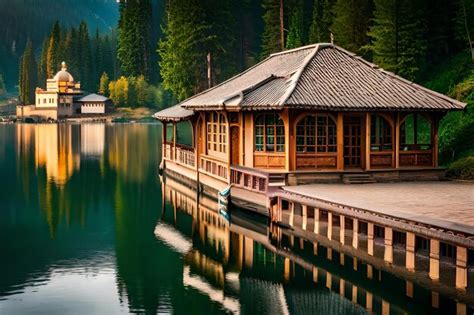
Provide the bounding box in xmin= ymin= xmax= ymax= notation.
xmin=53 ymin=62 xmax=74 ymax=82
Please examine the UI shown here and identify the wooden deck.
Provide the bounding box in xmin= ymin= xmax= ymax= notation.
xmin=282 ymin=181 xmax=474 ymax=233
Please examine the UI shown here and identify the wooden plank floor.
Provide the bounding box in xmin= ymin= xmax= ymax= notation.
xmin=283 ymin=181 xmax=474 ymax=232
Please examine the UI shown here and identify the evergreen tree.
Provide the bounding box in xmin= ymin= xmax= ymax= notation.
xmin=456 ymin=0 xmax=474 ymax=62
xmin=78 ymin=22 xmax=92 ymax=91
xmin=135 ymin=75 xmax=150 ymax=107
xmin=308 ymin=0 xmax=335 ymax=43
xmin=99 ymin=72 xmax=110 ymax=96
xmin=19 ymin=39 xmax=37 ymax=105
xmin=46 ymin=21 xmax=61 ymax=78
xmin=261 ymin=0 xmax=284 ymax=57
xmin=38 ymin=38 xmax=49 ymax=87
xmin=117 ymin=0 xmax=152 ymax=79
xmin=286 ymin=2 xmax=305 ymax=49
xmin=367 ymin=0 xmax=428 ymax=80
xmin=0 ymin=73 xmax=5 ymax=95
xmin=331 ymin=0 xmax=372 ymax=54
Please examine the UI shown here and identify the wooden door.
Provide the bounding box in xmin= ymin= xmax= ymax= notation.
xmin=344 ymin=117 xmax=362 ymax=168
xmin=231 ymin=126 xmax=240 ymax=165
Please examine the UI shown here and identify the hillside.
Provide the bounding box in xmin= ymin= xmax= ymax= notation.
xmin=0 ymin=0 xmax=119 ymax=89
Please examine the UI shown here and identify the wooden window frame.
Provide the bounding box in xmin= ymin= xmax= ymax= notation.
xmin=206 ymin=112 xmax=227 ymax=156
xmin=370 ymin=114 xmax=393 ymax=151
xmin=295 ymin=114 xmax=337 ymax=153
xmin=400 ymin=113 xmax=432 ymax=151
xmin=254 ymin=113 xmax=285 ymax=153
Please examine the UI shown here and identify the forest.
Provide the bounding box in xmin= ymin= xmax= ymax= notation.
xmin=6 ymin=0 xmax=474 ymax=176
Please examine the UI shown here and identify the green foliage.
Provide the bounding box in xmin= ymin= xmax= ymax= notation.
xmin=286 ymin=2 xmax=304 ymax=49
xmin=46 ymin=21 xmax=61 ymax=78
xmin=308 ymin=0 xmax=334 ymax=43
xmin=109 ymin=76 xmax=129 ymax=107
xmin=366 ymin=0 xmax=427 ymax=81
xmin=99 ymin=72 xmax=110 ymax=96
xmin=331 ymin=0 xmax=372 ymax=54
xmin=0 ymin=74 xmax=5 ymax=95
xmin=446 ymin=156 xmax=474 ymax=180
xmin=117 ymin=0 xmax=153 ymax=79
xmin=19 ymin=39 xmax=37 ymax=105
xmin=455 ymin=0 xmax=474 ymax=49
xmin=261 ymin=0 xmax=283 ymax=57
xmin=159 ymin=0 xmax=238 ymax=101
xmin=107 ymin=75 xmax=163 ymax=108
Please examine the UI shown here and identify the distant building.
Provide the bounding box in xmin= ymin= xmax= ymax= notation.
xmin=17 ymin=61 xmax=112 ymax=121
xmin=78 ymin=93 xmax=112 ymax=115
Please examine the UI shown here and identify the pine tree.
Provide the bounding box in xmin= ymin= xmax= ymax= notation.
xmin=308 ymin=0 xmax=335 ymax=43
xmin=99 ymin=72 xmax=110 ymax=96
xmin=286 ymin=2 xmax=304 ymax=49
xmin=0 ymin=73 xmax=5 ymax=95
xmin=19 ymin=39 xmax=37 ymax=105
xmin=46 ymin=21 xmax=61 ymax=78
xmin=38 ymin=38 xmax=49 ymax=87
xmin=456 ymin=0 xmax=474 ymax=62
xmin=117 ymin=0 xmax=152 ymax=79
xmin=261 ymin=0 xmax=283 ymax=57
xmin=78 ymin=22 xmax=92 ymax=91
xmin=331 ymin=0 xmax=372 ymax=54
xmin=367 ymin=0 xmax=428 ymax=80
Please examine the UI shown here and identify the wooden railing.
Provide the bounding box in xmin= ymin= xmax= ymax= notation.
xmin=163 ymin=142 xmax=196 ymax=169
xmin=400 ymin=150 xmax=433 ymax=167
xmin=199 ymin=155 xmax=229 ymax=182
xmin=176 ymin=145 xmax=196 ymax=168
xmin=230 ymin=165 xmax=284 ymax=194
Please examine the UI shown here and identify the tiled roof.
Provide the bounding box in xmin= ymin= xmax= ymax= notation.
xmin=152 ymin=104 xmax=194 ymax=122
xmin=178 ymin=43 xmax=465 ymax=111
xmin=78 ymin=93 xmax=110 ymax=102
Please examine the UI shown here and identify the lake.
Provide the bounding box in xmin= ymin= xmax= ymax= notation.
xmin=0 ymin=123 xmax=470 ymax=314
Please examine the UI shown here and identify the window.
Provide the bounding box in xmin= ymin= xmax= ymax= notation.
xmin=371 ymin=114 xmax=392 ymax=151
xmin=206 ymin=112 xmax=227 ymax=154
xmin=296 ymin=115 xmax=336 ymax=153
xmin=255 ymin=113 xmax=285 ymax=152
xmin=400 ymin=113 xmax=431 ymax=150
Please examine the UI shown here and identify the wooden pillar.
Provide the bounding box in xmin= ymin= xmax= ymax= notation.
xmin=456 ymin=246 xmax=468 ymax=290
xmin=173 ymin=122 xmax=177 ymax=161
xmin=328 ymin=212 xmax=333 ymax=240
xmin=339 ymin=279 xmax=345 ymax=296
xmin=284 ymin=257 xmax=290 ymax=282
xmin=314 ymin=208 xmax=320 ymax=234
xmin=340 ymin=253 xmax=345 ymax=265
xmin=395 ymin=112 xmax=400 ymax=168
xmin=406 ymin=281 xmax=413 ymax=298
xmin=244 ymin=237 xmax=254 ymax=268
xmin=457 ymin=303 xmax=467 ymax=315
xmin=340 ymin=215 xmax=345 ymax=245
xmin=283 ymin=108 xmax=291 ymax=171
xmin=384 ymin=227 xmax=393 ymax=264
xmin=337 ymin=113 xmax=344 ymax=170
xmin=367 ymin=264 xmax=373 ymax=279
xmin=302 ymin=205 xmax=308 ymax=230
xmin=326 ymin=272 xmax=332 ymax=290
xmin=327 ymin=247 xmax=332 ymax=260
xmin=429 ymin=239 xmax=440 ymax=280
xmin=289 ymin=202 xmax=295 ymax=227
xmin=432 ymin=113 xmax=439 ymax=167
xmin=382 ymin=300 xmax=390 ymax=315
xmin=431 ymin=291 xmax=439 ymax=309
xmin=162 ymin=122 xmax=167 ymax=159
xmin=352 ymin=218 xmax=359 ymax=249
xmin=365 ymin=113 xmax=371 ymax=170
xmin=312 ymin=266 xmax=318 ymax=283
xmin=406 ymin=232 xmax=415 ymax=271
xmin=366 ymin=292 xmax=373 ymax=312
xmin=368 ymin=222 xmax=374 ymax=256
xmin=352 ymin=285 xmax=357 ymax=304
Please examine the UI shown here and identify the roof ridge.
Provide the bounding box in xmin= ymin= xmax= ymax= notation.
xmin=328 ymin=45 xmax=466 ymax=108
xmin=269 ymin=43 xmax=322 ymax=57
xmin=278 ymin=44 xmax=322 ymax=106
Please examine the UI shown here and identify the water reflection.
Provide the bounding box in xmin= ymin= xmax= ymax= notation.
xmin=0 ymin=123 xmax=472 ymax=314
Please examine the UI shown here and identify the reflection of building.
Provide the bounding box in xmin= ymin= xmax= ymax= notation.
xmin=81 ymin=124 xmax=105 ymax=158
xmin=159 ymin=173 xmax=473 ymax=315
xmin=34 ymin=124 xmax=80 ymax=185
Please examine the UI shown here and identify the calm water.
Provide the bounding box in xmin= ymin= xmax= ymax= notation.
xmin=0 ymin=123 xmax=469 ymax=314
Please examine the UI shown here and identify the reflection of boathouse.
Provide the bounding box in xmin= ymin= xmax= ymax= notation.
xmin=154 ymin=43 xmax=474 ymax=297
xmin=158 ymin=175 xmax=473 ymax=314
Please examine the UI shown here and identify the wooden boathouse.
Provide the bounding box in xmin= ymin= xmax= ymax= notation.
xmin=154 ymin=43 xmax=473 ymax=292
xmin=154 ymin=43 xmax=465 ymax=191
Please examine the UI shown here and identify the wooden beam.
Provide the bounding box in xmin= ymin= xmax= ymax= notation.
xmin=365 ymin=113 xmax=371 ymax=170
xmin=395 ymin=112 xmax=400 ymax=168
xmin=432 ymin=113 xmax=439 ymax=167
xmin=337 ymin=113 xmax=344 ymax=170
xmin=173 ymin=122 xmax=177 ymax=161
xmin=283 ymin=108 xmax=291 ymax=171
